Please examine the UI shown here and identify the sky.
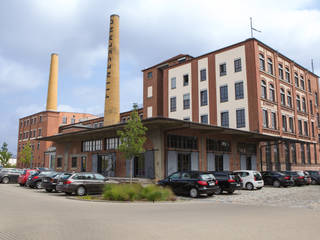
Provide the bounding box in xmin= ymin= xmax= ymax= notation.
xmin=1 ymin=0 xmax=320 ymax=155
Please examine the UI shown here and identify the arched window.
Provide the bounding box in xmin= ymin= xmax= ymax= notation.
xmin=285 ymin=67 xmax=290 ymax=82
xmin=259 ymin=54 xmax=265 ymax=71
xmin=287 ymin=91 xmax=292 ymax=108
xmin=267 ymin=58 xmax=273 ymax=75
xmin=269 ymin=84 xmax=275 ymax=102
xmin=261 ymin=80 xmax=267 ymax=99
xmin=296 ymin=95 xmax=301 ymax=111
xmin=294 ymin=72 xmax=299 ymax=87
xmin=280 ymin=88 xmax=285 ymax=105
xmin=300 ymin=75 xmax=305 ymax=90
xmin=302 ymin=97 xmax=306 ymax=112
xmin=279 ymin=64 xmax=284 ymax=79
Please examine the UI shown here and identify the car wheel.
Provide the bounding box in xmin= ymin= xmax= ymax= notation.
xmin=76 ymin=186 xmax=87 ymax=196
xmin=189 ymin=188 xmax=198 ymax=198
xmin=19 ymin=183 xmax=23 ymax=187
xmin=45 ymin=188 xmax=53 ymax=193
xmin=227 ymin=190 xmax=234 ymax=194
xmin=2 ymin=177 xmax=10 ymax=184
xmin=215 ymin=186 xmax=222 ymax=195
xmin=311 ymin=179 xmax=317 ymax=185
xmin=273 ymin=180 xmax=280 ymax=188
xmin=246 ymin=182 xmax=254 ymax=190
xmin=207 ymin=192 xmax=214 ymax=197
xmin=36 ymin=181 xmax=42 ymax=189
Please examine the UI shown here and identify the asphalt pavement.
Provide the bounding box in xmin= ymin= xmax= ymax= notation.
xmin=1 ymin=184 xmax=320 ymax=240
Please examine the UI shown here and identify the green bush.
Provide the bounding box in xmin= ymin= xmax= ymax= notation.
xmin=103 ymin=183 xmax=175 ymax=202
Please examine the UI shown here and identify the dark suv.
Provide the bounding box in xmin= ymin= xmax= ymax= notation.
xmin=208 ymin=171 xmax=242 ymax=194
xmin=305 ymin=171 xmax=320 ymax=185
xmin=158 ymin=171 xmax=219 ymax=198
xmin=261 ymin=171 xmax=294 ymax=187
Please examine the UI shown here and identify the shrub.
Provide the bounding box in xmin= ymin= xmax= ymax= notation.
xmin=102 ymin=183 xmax=175 ymax=202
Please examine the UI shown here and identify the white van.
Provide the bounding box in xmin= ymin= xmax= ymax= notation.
xmin=233 ymin=170 xmax=264 ymax=190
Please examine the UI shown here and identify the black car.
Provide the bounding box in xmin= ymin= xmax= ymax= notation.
xmin=282 ymin=171 xmax=306 ymax=186
xmin=261 ymin=171 xmax=294 ymax=187
xmin=0 ymin=168 xmax=23 ymax=184
xmin=56 ymin=172 xmax=108 ymax=196
xmin=158 ymin=171 xmax=219 ymax=198
xmin=26 ymin=171 xmax=54 ymax=188
xmin=305 ymin=170 xmax=320 ymax=185
xmin=208 ymin=171 xmax=242 ymax=194
xmin=42 ymin=172 xmax=68 ymax=192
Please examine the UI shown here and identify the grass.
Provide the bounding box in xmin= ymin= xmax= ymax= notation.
xmin=103 ymin=183 xmax=175 ymax=202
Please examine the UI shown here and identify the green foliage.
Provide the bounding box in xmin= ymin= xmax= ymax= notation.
xmin=117 ymin=103 xmax=147 ymax=161
xmin=20 ymin=141 xmax=32 ymax=167
xmin=0 ymin=142 xmax=13 ymax=167
xmin=79 ymin=195 xmax=93 ymax=200
xmin=102 ymin=183 xmax=175 ymax=202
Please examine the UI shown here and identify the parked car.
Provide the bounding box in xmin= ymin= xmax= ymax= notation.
xmin=282 ymin=171 xmax=307 ymax=186
xmin=302 ymin=171 xmax=312 ymax=185
xmin=18 ymin=169 xmax=39 ymax=186
xmin=0 ymin=168 xmax=23 ymax=184
xmin=56 ymin=172 xmax=108 ymax=196
xmin=42 ymin=172 xmax=68 ymax=192
xmin=158 ymin=171 xmax=219 ymax=198
xmin=208 ymin=171 xmax=242 ymax=194
xmin=35 ymin=167 xmax=54 ymax=172
xmin=27 ymin=171 xmax=57 ymax=189
xmin=233 ymin=170 xmax=264 ymax=190
xmin=305 ymin=170 xmax=320 ymax=185
xmin=261 ymin=171 xmax=294 ymax=187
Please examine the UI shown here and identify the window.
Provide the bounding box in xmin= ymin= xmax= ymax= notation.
xmin=310 ymin=100 xmax=313 ymax=114
xmin=307 ymin=144 xmax=311 ymax=164
xmin=62 ymin=116 xmax=67 ymax=124
xmin=57 ymin=158 xmax=62 ymax=168
xmin=263 ymin=109 xmax=268 ymax=128
xmin=183 ymin=93 xmax=190 ymax=109
xmin=170 ymin=97 xmax=176 ymax=112
xmin=267 ymin=58 xmax=273 ymax=74
xmin=307 ymin=79 xmax=311 ymax=93
xmin=298 ymin=120 xmax=303 ymax=135
xmin=269 ymin=84 xmax=275 ymax=101
xmin=280 ymin=88 xmax=285 ymax=105
xmin=236 ymin=109 xmax=245 ymax=128
xmin=304 ymin=121 xmax=308 ymax=136
xmin=271 ymin=112 xmax=277 ymax=129
xmin=82 ymin=140 xmax=103 ymax=152
xmin=314 ymin=143 xmax=317 ymax=164
xmin=302 ymin=97 xmax=306 ymax=112
xmin=38 ymin=129 xmax=42 ymax=137
xmin=287 ymin=91 xmax=292 ymax=108
xmin=171 ymin=77 xmax=176 ymax=89
xmin=26 ymin=120 xmax=29 ymax=126
xmin=105 ymin=138 xmax=120 ymax=150
xmin=71 ymin=118 xmax=75 ymax=124
xmin=37 ymin=142 xmax=40 ymax=150
xmin=200 ymin=90 xmax=208 ymax=106
xmin=289 ymin=117 xmax=294 ymax=133
xmin=294 ymin=73 xmax=299 ymax=87
xmin=312 ymin=122 xmax=315 ymax=137
xmin=291 ymin=144 xmax=297 ymax=164
xmin=221 ymin=111 xmax=229 ymax=127
xmin=285 ymin=67 xmax=290 ymax=82
xmin=259 ymin=54 xmax=265 ymax=71
xmin=301 ymin=143 xmax=305 ymax=164
xmin=201 ymin=115 xmax=208 ymax=124
xmin=71 ymin=157 xmax=77 ymax=168
xmin=300 ymin=75 xmax=305 ymax=90
xmin=296 ymin=95 xmax=301 ymax=111
xmin=220 ymin=63 xmax=227 ymax=76
xmin=235 ymin=82 xmax=244 ymax=100
xmin=282 ymin=115 xmax=287 ymax=132
xmin=261 ymin=80 xmax=267 ymax=99
xmin=220 ymin=85 xmax=228 ymax=102
xmin=147 ymin=71 xmax=152 ymax=79
xmin=207 ymin=139 xmax=231 ymax=152
xmin=167 ymin=135 xmax=198 ymax=150
xmin=315 ymin=92 xmax=318 ymax=106
xmin=183 ymin=117 xmax=190 ymax=121
xmin=183 ymin=74 xmax=189 ymax=86
xmin=39 ymin=116 xmax=42 ymax=122
xmin=34 ymin=118 xmax=36 ymax=124
xmin=318 ymin=113 xmax=320 ymax=127
xmin=200 ymin=69 xmax=206 ymax=81
xmin=30 ymin=118 xmax=33 ymax=125
xmin=147 ymin=86 xmax=152 ymax=98
xmin=234 ymin=58 xmax=241 ymax=72
xmin=278 ymin=64 xmax=283 ymax=79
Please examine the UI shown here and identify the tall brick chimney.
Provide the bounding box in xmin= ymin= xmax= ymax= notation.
xmin=46 ymin=53 xmax=58 ymax=111
xmin=103 ymin=14 xmax=120 ymax=126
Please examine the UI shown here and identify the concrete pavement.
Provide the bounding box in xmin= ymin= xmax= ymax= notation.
xmin=1 ymin=184 xmax=320 ymax=240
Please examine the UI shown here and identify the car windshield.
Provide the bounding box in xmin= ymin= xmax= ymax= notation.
xmin=200 ymin=174 xmax=215 ymax=181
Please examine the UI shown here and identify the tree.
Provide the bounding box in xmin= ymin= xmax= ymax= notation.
xmin=0 ymin=142 xmax=13 ymax=167
xmin=20 ymin=141 xmax=32 ymax=168
xmin=117 ymin=103 xmax=147 ymax=183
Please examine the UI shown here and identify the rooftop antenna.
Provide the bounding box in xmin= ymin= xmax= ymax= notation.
xmin=311 ymin=59 xmax=314 ymax=73
xmin=250 ymin=17 xmax=261 ymax=38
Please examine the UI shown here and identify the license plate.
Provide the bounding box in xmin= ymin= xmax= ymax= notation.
xmin=58 ymin=182 xmax=63 ymax=185
xmin=43 ymin=180 xmax=48 ymax=182
xmin=236 ymin=183 xmax=240 ymax=186
xmin=209 ymin=182 xmax=215 ymax=186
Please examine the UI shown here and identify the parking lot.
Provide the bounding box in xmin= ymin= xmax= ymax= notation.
xmin=1 ymin=184 xmax=320 ymax=240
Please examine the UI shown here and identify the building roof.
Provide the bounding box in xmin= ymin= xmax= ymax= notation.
xmin=39 ymin=117 xmax=299 ymax=143
xmin=142 ymin=54 xmax=193 ymax=72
